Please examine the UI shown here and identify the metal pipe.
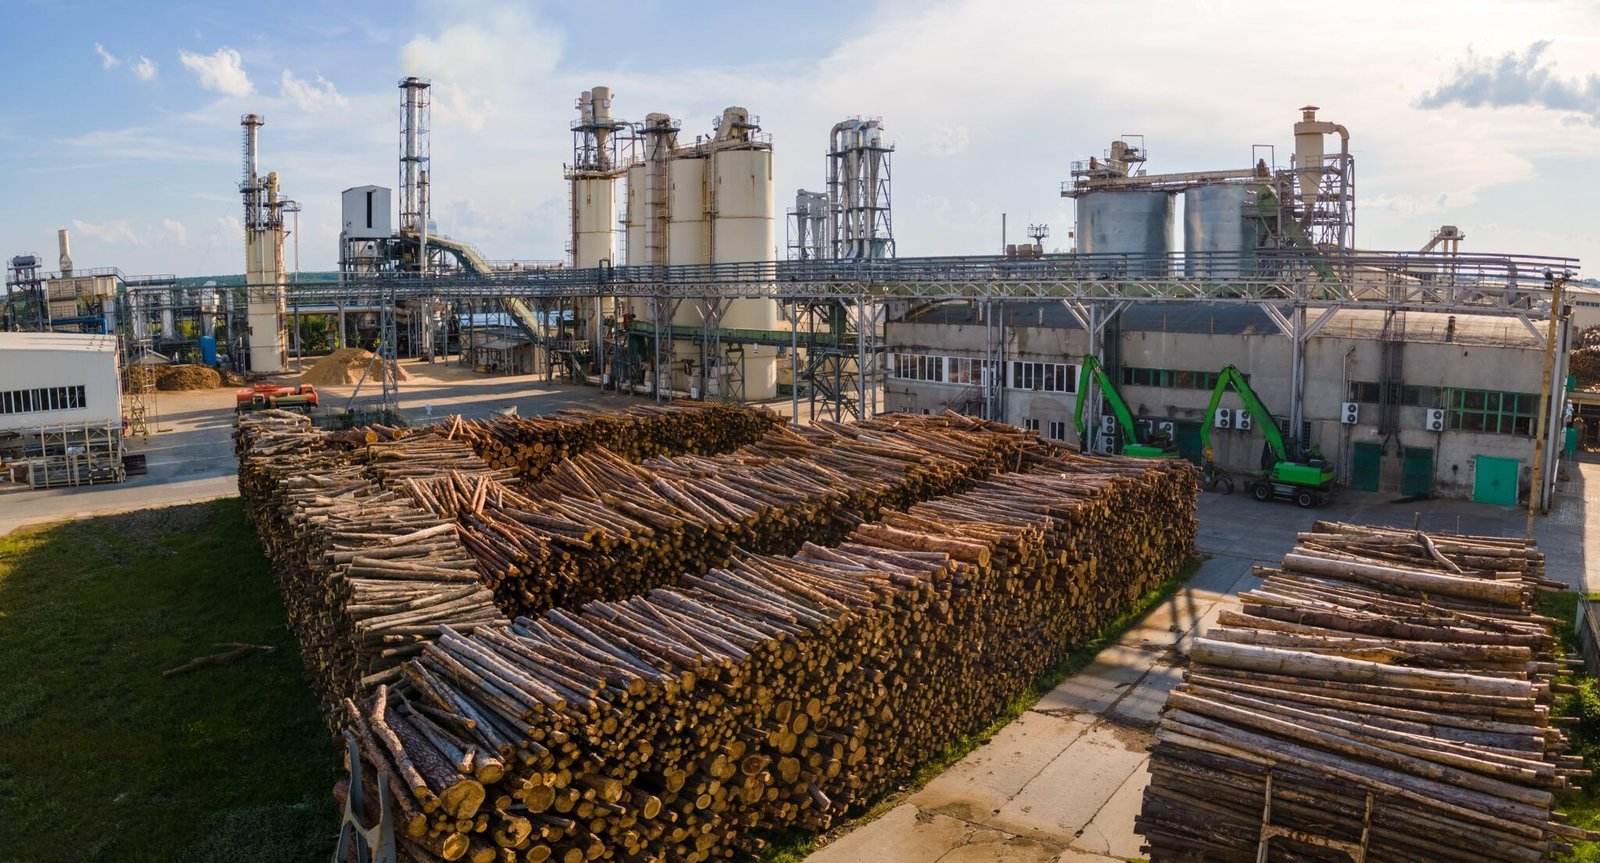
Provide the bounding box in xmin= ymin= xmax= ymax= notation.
xmin=826 ymin=121 xmax=849 ymax=259
xmin=1526 ymin=275 xmax=1567 ymax=536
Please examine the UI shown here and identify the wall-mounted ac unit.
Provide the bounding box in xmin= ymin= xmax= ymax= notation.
xmin=1237 ymin=410 xmax=1254 ymax=431
xmin=1157 ymin=421 xmax=1176 ymax=437
xmin=1341 ymin=402 xmax=1360 ymax=425
xmin=1098 ymin=435 xmax=1116 ymax=453
xmin=1101 ymin=415 xmax=1118 ymax=436
xmin=1426 ymin=408 xmax=1446 ymax=432
xmin=1215 ymin=408 xmax=1233 ymax=429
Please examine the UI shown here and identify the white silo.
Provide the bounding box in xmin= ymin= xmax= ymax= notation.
xmin=708 ymin=107 xmax=777 ymax=399
xmin=624 ymin=164 xmax=646 ymax=266
xmin=667 ymin=156 xmax=708 ymax=269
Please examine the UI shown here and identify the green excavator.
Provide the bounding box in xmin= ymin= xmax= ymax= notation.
xmin=1200 ymin=364 xmax=1335 ymax=506
xmin=1072 ymin=355 xmax=1179 ymax=459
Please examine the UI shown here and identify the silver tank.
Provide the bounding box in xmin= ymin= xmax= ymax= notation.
xmin=1183 ymin=184 xmax=1260 ymax=278
xmin=1076 ymin=190 xmax=1174 ymax=278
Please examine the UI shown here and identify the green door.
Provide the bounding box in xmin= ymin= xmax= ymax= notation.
xmin=1176 ymin=423 xmax=1203 ymax=465
xmin=1351 ymin=442 xmax=1382 ymax=492
xmin=1401 ymin=447 xmax=1434 ymax=497
xmin=1473 ymin=455 xmax=1520 ymax=506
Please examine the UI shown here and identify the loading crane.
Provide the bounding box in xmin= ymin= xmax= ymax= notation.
xmin=1072 ymin=355 xmax=1179 ymax=459
xmin=1200 ymin=364 xmax=1334 ymax=507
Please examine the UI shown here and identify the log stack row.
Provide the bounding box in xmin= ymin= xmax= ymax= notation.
xmin=1138 ymin=520 xmax=1595 ymax=862
xmin=236 ymin=411 xmax=506 ymax=724
xmin=404 ymin=414 xmax=1038 ymax=618
xmin=449 ymin=404 xmax=784 ymax=481
xmin=339 ymin=450 xmax=1198 ymax=862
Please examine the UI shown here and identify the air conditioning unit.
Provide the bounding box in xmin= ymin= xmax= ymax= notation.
xmin=1157 ymin=421 xmax=1176 ymax=437
xmin=1426 ymin=408 xmax=1446 ymax=432
xmin=1341 ymin=402 xmax=1360 ymax=425
xmin=1101 ymin=415 xmax=1118 ymax=436
xmin=1098 ymin=435 xmax=1117 ymax=453
xmin=1237 ymin=410 xmax=1254 ymax=431
xmin=1215 ymin=408 xmax=1233 ymax=429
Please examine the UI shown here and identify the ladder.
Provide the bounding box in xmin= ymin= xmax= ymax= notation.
xmin=1256 ymin=773 xmax=1372 ymax=863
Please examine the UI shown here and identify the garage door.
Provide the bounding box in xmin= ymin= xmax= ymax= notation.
xmin=1350 ymin=442 xmax=1382 ymax=492
xmin=1473 ymin=455 xmax=1520 ymax=506
xmin=1401 ymin=447 xmax=1434 ymax=497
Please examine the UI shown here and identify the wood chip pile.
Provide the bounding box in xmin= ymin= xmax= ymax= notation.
xmin=404 ymin=414 xmax=1039 ymax=618
xmin=339 ymin=450 xmax=1198 ymax=862
xmin=1138 ymin=520 xmax=1595 ymax=862
xmin=448 ymin=403 xmax=785 ymax=481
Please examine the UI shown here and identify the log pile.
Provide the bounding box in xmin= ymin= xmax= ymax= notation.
xmin=338 ymin=450 xmax=1198 ymax=862
xmin=236 ymin=411 xmax=507 ymax=724
xmin=405 ymin=414 xmax=1039 ymax=618
xmin=449 ymin=404 xmax=784 ymax=481
xmin=1138 ymin=520 xmax=1595 ymax=862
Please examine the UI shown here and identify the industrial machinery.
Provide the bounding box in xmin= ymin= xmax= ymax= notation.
xmin=235 ymin=383 xmax=319 ymax=413
xmin=1072 ymin=355 xmax=1178 ymax=459
xmin=1200 ymin=365 xmax=1334 ymax=507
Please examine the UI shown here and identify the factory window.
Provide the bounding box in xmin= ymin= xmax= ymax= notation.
xmin=1446 ymin=388 xmax=1539 ymax=436
xmin=1047 ymin=421 xmax=1068 ymax=440
xmin=890 ymin=353 xmax=946 ymax=383
xmin=1120 ymin=367 xmax=1225 ymax=390
xmin=1022 ymin=418 xmax=1040 ymax=432
xmin=947 ymin=357 xmax=1000 ymax=387
xmin=1348 ymin=381 xmax=1440 ymax=407
xmin=1008 ymin=361 xmax=1074 ymax=393
xmin=1 ymin=385 xmax=87 ymax=415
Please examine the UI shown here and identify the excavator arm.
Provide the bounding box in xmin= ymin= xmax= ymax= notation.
xmin=1199 ymin=365 xmax=1289 ymax=465
xmin=1071 ymin=355 xmax=1140 ymax=452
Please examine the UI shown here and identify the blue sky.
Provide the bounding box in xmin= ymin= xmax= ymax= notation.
xmin=4 ymin=0 xmax=1598 ymax=277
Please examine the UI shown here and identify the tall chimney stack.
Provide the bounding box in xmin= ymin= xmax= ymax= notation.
xmin=57 ymin=228 xmax=73 ymax=276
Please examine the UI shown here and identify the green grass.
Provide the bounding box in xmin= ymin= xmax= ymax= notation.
xmin=1543 ymin=589 xmax=1600 ymax=862
xmin=0 ymin=499 xmax=337 ymax=863
xmin=754 ymin=556 xmax=1205 ymax=863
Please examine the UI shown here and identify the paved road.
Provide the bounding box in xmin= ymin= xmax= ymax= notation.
xmin=806 ymin=474 xmax=1592 ymax=862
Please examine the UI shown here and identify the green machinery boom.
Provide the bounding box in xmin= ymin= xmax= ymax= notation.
xmin=1072 ymin=355 xmax=1178 ymax=459
xmin=1200 ymin=364 xmax=1335 ymax=506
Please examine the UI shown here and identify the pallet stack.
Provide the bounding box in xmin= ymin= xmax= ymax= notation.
xmin=402 ymin=414 xmax=1038 ymax=618
xmin=1138 ymin=521 xmax=1596 ymax=862
xmin=337 ymin=451 xmax=1198 ymax=862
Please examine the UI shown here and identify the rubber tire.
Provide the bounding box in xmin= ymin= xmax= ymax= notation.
xmin=1250 ymin=482 xmax=1272 ymax=502
xmin=1295 ymin=489 xmax=1316 ymax=508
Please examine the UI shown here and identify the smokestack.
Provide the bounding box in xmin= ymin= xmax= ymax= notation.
xmin=57 ymin=228 xmax=73 ymax=276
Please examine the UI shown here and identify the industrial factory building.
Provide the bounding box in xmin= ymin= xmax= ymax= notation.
xmin=884 ymin=302 xmax=1545 ymax=502
xmin=0 ymin=330 xmax=125 ymax=486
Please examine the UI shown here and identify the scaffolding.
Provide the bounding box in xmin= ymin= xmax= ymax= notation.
xmin=6 ymin=420 xmax=125 ymax=488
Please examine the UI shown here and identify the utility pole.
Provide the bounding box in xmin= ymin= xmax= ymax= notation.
xmin=1526 ymin=272 xmax=1568 ymax=538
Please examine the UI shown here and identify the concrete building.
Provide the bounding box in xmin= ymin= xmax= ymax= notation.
xmin=884 ymin=301 xmax=1552 ymax=503
xmin=0 ymin=331 xmax=125 ymax=486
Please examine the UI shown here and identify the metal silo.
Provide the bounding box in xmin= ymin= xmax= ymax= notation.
xmin=1183 ymin=184 xmax=1260 ymax=278
xmin=623 ymin=164 xmax=645 ymax=266
xmin=712 ymin=144 xmax=778 ymax=399
xmin=667 ymin=155 xmax=708 ymax=269
xmin=1076 ymin=190 xmax=1174 ymax=278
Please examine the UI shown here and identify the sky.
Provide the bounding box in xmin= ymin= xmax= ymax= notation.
xmin=3 ymin=0 xmax=1599 ymax=278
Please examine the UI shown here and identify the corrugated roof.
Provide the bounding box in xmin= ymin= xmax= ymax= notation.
xmin=0 ymin=331 xmax=118 ymax=353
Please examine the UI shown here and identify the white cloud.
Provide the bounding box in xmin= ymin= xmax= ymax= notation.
xmin=71 ymin=218 xmax=140 ymax=246
xmin=133 ymin=56 xmax=158 ymax=81
xmin=94 ymin=42 xmax=118 ymax=69
xmin=179 ymin=47 xmax=253 ymax=98
xmin=401 ymin=2 xmax=563 ymax=133
xmin=162 ymin=218 xmax=188 ymax=247
xmin=280 ymin=70 xmax=348 ymax=112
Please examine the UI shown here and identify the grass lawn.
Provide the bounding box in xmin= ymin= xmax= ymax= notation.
xmin=0 ymin=498 xmax=337 ymax=863
xmin=1544 ymin=590 xmax=1600 ymax=861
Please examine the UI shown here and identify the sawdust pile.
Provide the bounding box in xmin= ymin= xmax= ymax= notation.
xmin=298 ymin=348 xmax=413 ymax=387
xmin=128 ymin=364 xmax=224 ymax=391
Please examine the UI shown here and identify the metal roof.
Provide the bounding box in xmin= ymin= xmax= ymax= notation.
xmin=0 ymin=331 xmax=118 ymax=353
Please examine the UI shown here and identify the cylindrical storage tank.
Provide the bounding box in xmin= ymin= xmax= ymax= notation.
xmin=1076 ymin=190 xmax=1174 ymax=278
xmin=624 ymin=165 xmax=646 ymax=267
xmin=668 ymin=156 xmax=708 ymax=332
xmin=1183 ymin=184 xmax=1260 ymax=278
xmin=712 ymin=147 xmax=778 ymax=399
xmin=200 ymin=335 xmax=218 ymax=366
xmin=572 ymin=177 xmax=616 ymax=268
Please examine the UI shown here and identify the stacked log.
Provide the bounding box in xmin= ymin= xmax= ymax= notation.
xmin=339 ymin=451 xmax=1198 ymax=862
xmin=236 ymin=412 xmax=506 ymax=724
xmin=405 ymin=414 xmax=1039 ymax=618
xmin=449 ymin=403 xmax=784 ymax=480
xmin=1138 ymin=520 xmax=1595 ymax=862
